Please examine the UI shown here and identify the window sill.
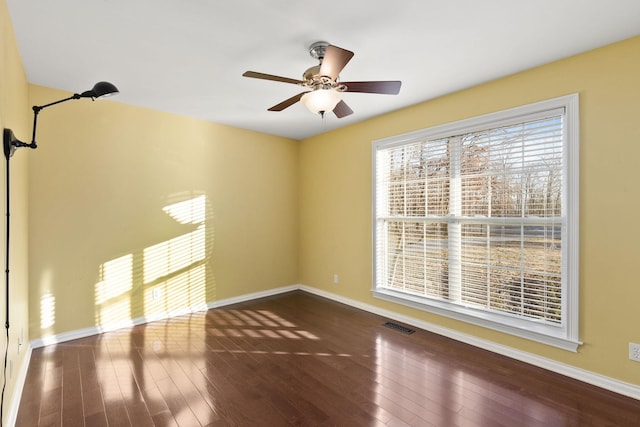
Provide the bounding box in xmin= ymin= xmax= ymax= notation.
xmin=372 ymin=288 xmax=581 ymax=352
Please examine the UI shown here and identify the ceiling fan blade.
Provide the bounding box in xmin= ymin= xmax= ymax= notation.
xmin=243 ymin=71 xmax=304 ymax=85
xmin=341 ymin=81 xmax=402 ymax=95
xmin=333 ymin=100 xmax=354 ymax=118
xmin=319 ymin=45 xmax=354 ymax=80
xmin=268 ymin=92 xmax=308 ymax=111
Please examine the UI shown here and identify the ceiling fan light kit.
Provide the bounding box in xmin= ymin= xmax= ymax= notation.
xmin=243 ymin=41 xmax=401 ymax=119
xmin=301 ymin=89 xmax=342 ymax=116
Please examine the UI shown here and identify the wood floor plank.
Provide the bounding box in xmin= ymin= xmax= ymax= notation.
xmin=150 ymin=410 xmax=178 ymax=427
xmin=15 ymin=291 xmax=640 ymax=426
xmin=37 ymin=388 xmax=62 ymax=424
xmin=154 ymin=377 xmax=203 ymax=427
xmin=103 ymin=398 xmax=131 ymax=427
xmin=84 ymin=411 xmax=108 ymax=427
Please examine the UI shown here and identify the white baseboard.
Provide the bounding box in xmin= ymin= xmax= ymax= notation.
xmin=206 ymin=285 xmax=299 ymax=309
xmin=299 ymin=285 xmax=640 ymax=401
xmin=7 ymin=343 xmax=32 ymax=427
xmin=27 ymin=283 xmax=639 ymax=402
xmin=29 ymin=284 xmax=300 ymax=349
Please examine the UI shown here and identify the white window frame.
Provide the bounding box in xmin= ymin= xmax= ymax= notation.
xmin=372 ymin=94 xmax=580 ymax=351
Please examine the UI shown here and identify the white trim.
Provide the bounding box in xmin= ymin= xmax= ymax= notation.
xmin=372 ymin=97 xmax=573 ymax=148
xmin=7 ymin=344 xmax=32 ymax=427
xmin=372 ymin=288 xmax=581 ymax=351
xmin=206 ymin=285 xmax=299 ymax=310
xmin=30 ymin=285 xmax=299 ymax=348
xmin=299 ymin=285 xmax=640 ymax=401
xmin=26 ymin=284 xmax=639 ymax=402
xmin=31 ymin=305 xmax=208 ymax=348
xmin=372 ymin=93 xmax=580 ymax=347
xmin=565 ymin=93 xmax=580 ymax=341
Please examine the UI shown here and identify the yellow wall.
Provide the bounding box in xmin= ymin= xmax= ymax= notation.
xmin=27 ymin=85 xmax=299 ymax=339
xmin=0 ymin=0 xmax=31 ymax=423
xmin=299 ymin=36 xmax=640 ymax=385
xmin=6 ymin=0 xmax=639 ymax=407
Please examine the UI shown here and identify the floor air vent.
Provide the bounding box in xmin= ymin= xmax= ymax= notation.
xmin=383 ymin=322 xmax=415 ymax=335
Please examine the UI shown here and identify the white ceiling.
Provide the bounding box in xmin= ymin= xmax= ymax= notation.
xmin=6 ymin=0 xmax=640 ymax=140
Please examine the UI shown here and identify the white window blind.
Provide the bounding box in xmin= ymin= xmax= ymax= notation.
xmin=373 ymin=95 xmax=580 ymax=350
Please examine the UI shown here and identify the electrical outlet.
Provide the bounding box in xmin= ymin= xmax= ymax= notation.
xmin=18 ymin=326 xmax=23 ymax=353
xmin=630 ymin=343 xmax=640 ymax=362
xmin=333 ymin=274 xmax=339 ymax=284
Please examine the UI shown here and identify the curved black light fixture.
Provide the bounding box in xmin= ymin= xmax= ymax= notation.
xmin=0 ymin=81 xmax=118 ymax=425
xmin=2 ymin=80 xmax=118 ymax=323
xmin=3 ymin=81 xmax=119 ymax=158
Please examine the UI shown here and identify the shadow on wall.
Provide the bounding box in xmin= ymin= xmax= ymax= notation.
xmin=39 ymin=192 xmax=216 ymax=339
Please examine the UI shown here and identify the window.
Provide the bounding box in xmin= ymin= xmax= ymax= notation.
xmin=373 ymin=94 xmax=580 ymax=351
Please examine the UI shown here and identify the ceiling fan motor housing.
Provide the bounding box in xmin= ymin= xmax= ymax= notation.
xmin=305 ymin=41 xmax=329 ymax=84
xmin=303 ymin=65 xmax=322 ymax=81
xmin=304 ymin=41 xmax=346 ymax=90
xmin=308 ymin=41 xmax=329 ymax=61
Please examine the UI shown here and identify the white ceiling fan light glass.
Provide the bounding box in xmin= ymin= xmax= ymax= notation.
xmin=301 ymin=88 xmax=342 ymax=114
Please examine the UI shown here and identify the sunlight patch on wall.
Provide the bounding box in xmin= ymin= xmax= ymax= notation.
xmin=162 ymin=194 xmax=206 ymax=225
xmin=40 ymin=292 xmax=56 ymax=329
xmin=95 ymin=254 xmax=133 ymax=327
xmin=144 ymin=264 xmax=207 ymax=315
xmin=143 ymin=195 xmax=208 ymax=317
xmin=143 ymin=225 xmax=206 ymax=284
xmin=94 ymin=194 xmax=212 ymax=331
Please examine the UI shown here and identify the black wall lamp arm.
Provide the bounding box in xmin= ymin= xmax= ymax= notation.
xmin=6 ymin=94 xmax=82 ymax=154
xmin=3 ymin=81 xmax=119 ymax=159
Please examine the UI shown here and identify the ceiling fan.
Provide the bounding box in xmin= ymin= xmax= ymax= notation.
xmin=242 ymin=41 xmax=401 ymax=118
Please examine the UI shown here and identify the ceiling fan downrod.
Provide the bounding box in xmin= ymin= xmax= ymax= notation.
xmin=308 ymin=41 xmax=329 ymax=62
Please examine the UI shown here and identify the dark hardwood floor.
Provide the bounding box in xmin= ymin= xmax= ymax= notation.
xmin=15 ymin=291 xmax=640 ymax=426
